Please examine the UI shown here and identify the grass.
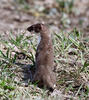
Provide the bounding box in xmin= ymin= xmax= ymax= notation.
xmin=56 ymin=0 xmax=74 ymax=13
xmin=0 ymin=28 xmax=89 ymax=99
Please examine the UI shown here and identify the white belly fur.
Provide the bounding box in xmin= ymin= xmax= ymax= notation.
xmin=37 ymin=35 xmax=41 ymax=45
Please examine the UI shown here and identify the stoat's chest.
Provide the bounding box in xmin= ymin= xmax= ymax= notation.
xmin=37 ymin=35 xmax=41 ymax=45
xmin=37 ymin=35 xmax=51 ymax=47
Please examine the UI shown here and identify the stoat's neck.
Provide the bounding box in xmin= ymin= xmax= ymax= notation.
xmin=37 ymin=33 xmax=51 ymax=46
xmin=37 ymin=27 xmax=51 ymax=45
xmin=40 ymin=29 xmax=51 ymax=41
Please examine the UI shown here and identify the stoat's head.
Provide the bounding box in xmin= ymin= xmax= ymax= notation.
xmin=27 ymin=23 xmax=45 ymax=33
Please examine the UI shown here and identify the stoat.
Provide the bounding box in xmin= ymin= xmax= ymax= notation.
xmin=27 ymin=23 xmax=56 ymax=91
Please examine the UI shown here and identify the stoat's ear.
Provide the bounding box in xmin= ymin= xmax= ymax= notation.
xmin=27 ymin=23 xmax=44 ymax=33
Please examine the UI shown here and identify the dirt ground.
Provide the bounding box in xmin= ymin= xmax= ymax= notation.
xmin=0 ymin=0 xmax=89 ymax=36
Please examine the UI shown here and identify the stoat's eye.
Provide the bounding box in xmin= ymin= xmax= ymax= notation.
xmin=35 ymin=24 xmax=42 ymax=32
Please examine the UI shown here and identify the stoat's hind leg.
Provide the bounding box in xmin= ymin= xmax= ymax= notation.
xmin=32 ymin=71 xmax=44 ymax=87
xmin=44 ymin=74 xmax=56 ymax=92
